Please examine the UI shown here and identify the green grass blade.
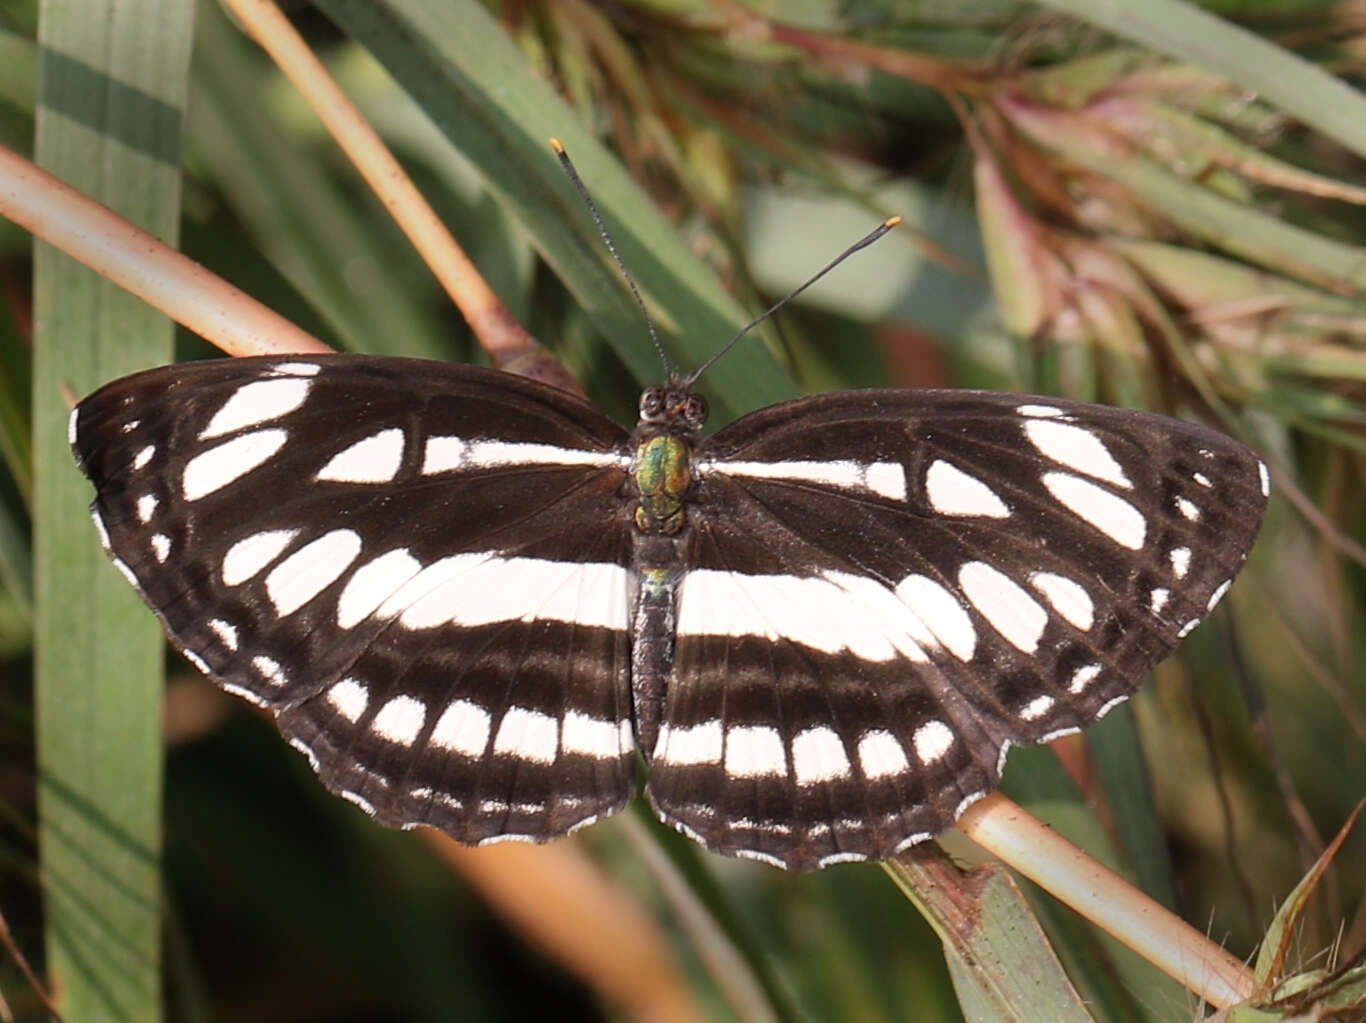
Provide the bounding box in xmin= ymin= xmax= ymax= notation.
xmin=33 ymin=1 xmax=193 ymax=1018
xmin=886 ymin=848 xmax=1098 ymax=1023
xmin=1087 ymin=709 xmax=1178 ymax=911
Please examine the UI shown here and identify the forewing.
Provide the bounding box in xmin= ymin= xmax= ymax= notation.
xmin=73 ymin=355 xmax=638 ymax=843
xmin=647 ymin=389 xmax=1267 ymax=869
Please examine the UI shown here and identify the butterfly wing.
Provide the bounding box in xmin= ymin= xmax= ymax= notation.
xmin=73 ymin=355 xmax=638 ymax=843
xmin=646 ymin=389 xmax=1267 ymax=869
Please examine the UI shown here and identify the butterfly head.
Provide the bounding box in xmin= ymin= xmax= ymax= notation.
xmin=637 ymin=380 xmax=709 ymax=438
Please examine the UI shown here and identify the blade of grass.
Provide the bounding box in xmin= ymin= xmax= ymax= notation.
xmin=1086 ymin=708 xmax=1178 ymax=911
xmin=886 ymin=845 xmax=1097 ymax=1023
xmin=33 ymin=2 xmax=194 ymax=1019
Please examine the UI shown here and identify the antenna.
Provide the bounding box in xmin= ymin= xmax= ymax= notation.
xmin=686 ymin=216 xmax=900 ymax=386
xmin=552 ymin=138 xmax=900 ymax=388
xmin=551 ymin=139 xmax=672 ymax=377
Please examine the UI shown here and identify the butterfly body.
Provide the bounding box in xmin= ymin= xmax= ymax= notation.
xmin=72 ymin=355 xmax=1267 ymax=870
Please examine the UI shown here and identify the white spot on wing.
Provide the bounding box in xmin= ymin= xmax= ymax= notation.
xmin=819 ymin=851 xmax=867 ymax=867
xmin=136 ymin=494 xmax=158 ymax=523
xmin=133 ymin=445 xmax=155 ymax=471
xmin=430 ymin=699 xmax=490 ymax=756
xmin=959 ymin=562 xmax=1048 ymax=653
xmin=701 ymin=458 xmax=906 ymax=500
xmin=1258 ymin=461 xmax=1270 ymax=497
xmin=1029 ymin=571 xmax=1094 ymax=631
xmin=857 ymin=730 xmax=909 ymax=779
xmin=1150 ymin=587 xmax=1170 ymax=613
xmin=90 ymin=509 xmax=112 ymax=551
xmin=1096 ymin=695 xmax=1129 ymax=720
xmin=658 ymin=720 xmax=722 ymax=766
xmin=289 ymin=736 xmax=320 ymax=770
xmin=676 ymin=569 xmax=929 ymax=663
xmin=208 ymin=619 xmax=238 ymax=651
xmin=341 ymin=790 xmax=376 ymax=815
xmin=725 ymin=725 xmax=787 ymax=778
xmin=894 ymin=831 xmax=934 ymax=853
xmin=955 ymin=791 xmax=986 ymax=817
xmin=336 ymin=549 xmax=422 ymax=628
xmin=150 ymin=533 xmax=170 ymax=562
xmin=316 ymin=428 xmax=405 ymax=483
xmin=1176 ymin=496 xmax=1201 ymax=522
xmin=925 ymin=459 xmax=1010 ymax=518
xmin=864 ymin=462 xmax=908 ymax=500
xmin=1017 ymin=404 xmax=1064 ymax=418
xmin=734 ymin=848 xmax=787 ymax=869
xmin=393 ymin=555 xmax=629 ymax=632
xmin=894 ymin=574 xmax=977 ymax=660
xmin=111 ymin=557 xmax=139 ymax=590
xmin=561 ymin=712 xmax=623 ymax=759
xmin=1177 ymin=618 xmax=1200 ymax=638
xmin=199 ymin=378 xmax=310 ymax=440
xmin=182 ymin=429 xmax=287 ymax=500
xmin=792 ymin=727 xmax=851 ymax=785
xmin=182 ymin=648 xmax=210 ymax=675
xmin=264 ymin=529 xmax=363 ymax=616
xmin=422 ymin=436 xmax=466 ymax=475
xmin=424 ymin=438 xmax=625 ymax=477
xmin=1169 ymin=546 xmax=1191 ymax=579
xmin=327 ymin=678 xmax=369 ymax=722
xmin=1020 ymin=695 xmax=1054 ymax=721
xmin=222 ymin=529 xmax=298 ymax=586
xmin=493 ymin=707 xmax=559 ymax=764
xmin=1043 ymin=472 xmax=1146 ymax=550
xmin=1025 ymin=419 xmax=1131 ymax=488
xmin=913 ymin=720 xmax=954 ymax=764
xmin=372 ymin=695 xmax=426 ymax=745
xmin=252 ymin=655 xmax=286 ymax=687
xmin=67 ymin=407 xmax=79 ymax=447
xmin=1206 ymin=579 xmax=1232 ymax=612
xmin=270 ymin=361 xmax=320 ymax=377
xmin=1193 ymin=472 xmax=1212 ymax=488
xmin=1068 ymin=663 xmax=1102 ymax=694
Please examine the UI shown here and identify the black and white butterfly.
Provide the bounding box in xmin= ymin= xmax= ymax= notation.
xmin=71 ymin=354 xmax=1267 ymax=870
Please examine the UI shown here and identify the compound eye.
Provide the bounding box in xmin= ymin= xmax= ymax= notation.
xmin=640 ymin=386 xmax=667 ymax=420
xmin=683 ymin=394 xmax=708 ymax=427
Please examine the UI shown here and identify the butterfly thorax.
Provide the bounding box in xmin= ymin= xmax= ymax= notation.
xmin=630 ymin=381 xmax=707 ymax=535
xmin=628 ymin=380 xmax=707 ymax=759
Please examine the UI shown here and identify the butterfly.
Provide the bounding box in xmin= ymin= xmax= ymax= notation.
xmin=70 ymin=353 xmax=1267 ymax=870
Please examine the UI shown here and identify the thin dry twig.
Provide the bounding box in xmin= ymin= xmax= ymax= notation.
xmin=956 ymin=793 xmax=1256 ymax=1009
xmin=0 ymin=903 xmax=63 ymax=1022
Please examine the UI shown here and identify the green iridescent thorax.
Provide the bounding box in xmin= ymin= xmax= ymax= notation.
xmin=633 ymin=433 xmax=693 ymax=535
xmin=629 ymin=380 xmax=708 ymax=537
